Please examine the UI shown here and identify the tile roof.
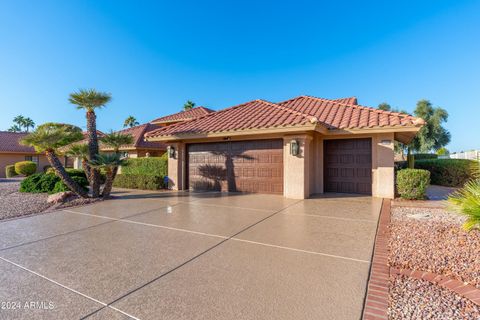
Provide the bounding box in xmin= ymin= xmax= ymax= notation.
xmin=279 ymin=96 xmax=424 ymax=130
xmin=101 ymin=123 xmax=167 ymax=151
xmin=0 ymin=131 xmax=37 ymax=153
xmin=333 ymin=97 xmax=358 ymax=105
xmin=150 ymin=107 xmax=215 ymax=124
xmin=146 ymin=100 xmax=316 ymax=138
xmin=145 ymin=96 xmax=424 ymax=139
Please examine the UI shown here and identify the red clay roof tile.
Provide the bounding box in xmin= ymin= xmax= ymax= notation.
xmin=0 ymin=131 xmax=36 ymax=153
xmin=150 ymin=106 xmax=215 ymax=124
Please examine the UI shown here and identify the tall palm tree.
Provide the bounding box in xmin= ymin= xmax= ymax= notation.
xmin=23 ymin=117 xmax=35 ymax=132
xmin=69 ymin=89 xmax=111 ymax=197
xmin=65 ymin=144 xmax=92 ymax=183
xmin=123 ymin=116 xmax=139 ymax=128
xmin=89 ymin=153 xmax=125 ymax=198
xmin=21 ymin=123 xmax=88 ymax=198
xmin=183 ymin=100 xmax=195 ymax=111
xmin=8 ymin=124 xmax=22 ymax=132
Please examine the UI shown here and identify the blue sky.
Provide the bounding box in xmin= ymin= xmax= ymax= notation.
xmin=0 ymin=0 xmax=479 ymax=152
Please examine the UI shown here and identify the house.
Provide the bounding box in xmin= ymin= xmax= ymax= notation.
xmin=0 ymin=131 xmax=49 ymax=178
xmin=145 ymin=95 xmax=424 ymax=199
xmin=150 ymin=107 xmax=215 ymax=126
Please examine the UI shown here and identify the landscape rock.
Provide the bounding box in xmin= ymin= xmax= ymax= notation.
xmin=47 ymin=191 xmax=74 ymax=204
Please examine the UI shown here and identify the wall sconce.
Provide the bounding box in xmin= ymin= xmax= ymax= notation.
xmin=167 ymin=146 xmax=175 ymax=158
xmin=290 ymin=140 xmax=300 ymax=156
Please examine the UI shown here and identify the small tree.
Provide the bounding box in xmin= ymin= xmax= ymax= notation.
xmin=21 ymin=123 xmax=88 ymax=198
xmin=410 ymin=100 xmax=450 ymax=153
xmin=377 ymin=102 xmax=392 ymax=111
xmin=183 ymin=100 xmax=195 ymax=111
xmin=90 ymin=154 xmax=125 ymax=198
xmin=437 ymin=147 xmax=449 ymax=156
xmin=123 ymin=116 xmax=139 ymax=128
xmin=69 ymin=89 xmax=112 ymax=197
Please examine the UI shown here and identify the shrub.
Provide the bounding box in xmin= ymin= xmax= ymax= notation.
xmin=414 ymin=153 xmax=438 ymax=160
xmin=121 ymin=154 xmax=167 ymax=176
xmin=5 ymin=165 xmax=18 ymax=178
xmin=448 ymin=179 xmax=480 ymax=231
xmin=396 ymin=169 xmax=430 ymax=200
xmin=52 ymin=176 xmax=88 ymax=194
xmin=20 ymin=171 xmax=89 ymax=194
xmin=415 ymin=159 xmax=477 ymax=187
xmin=15 ymin=161 xmax=37 ymax=176
xmin=113 ymin=174 xmax=164 ymax=190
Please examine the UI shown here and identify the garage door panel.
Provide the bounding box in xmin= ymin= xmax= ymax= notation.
xmin=324 ymin=138 xmax=372 ymax=195
xmin=188 ymin=140 xmax=283 ymax=194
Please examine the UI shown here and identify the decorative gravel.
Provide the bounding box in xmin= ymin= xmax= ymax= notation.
xmin=389 ymin=206 xmax=480 ymax=288
xmin=389 ymin=276 xmax=480 ymax=319
xmin=0 ymin=179 xmax=52 ymax=220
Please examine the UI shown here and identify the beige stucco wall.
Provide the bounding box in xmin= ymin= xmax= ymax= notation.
xmin=164 ymin=131 xmax=396 ymax=199
xmin=0 ymin=153 xmax=49 ymax=178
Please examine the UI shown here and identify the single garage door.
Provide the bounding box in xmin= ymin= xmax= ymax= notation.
xmin=187 ymin=139 xmax=283 ymax=194
xmin=324 ymin=138 xmax=372 ymax=194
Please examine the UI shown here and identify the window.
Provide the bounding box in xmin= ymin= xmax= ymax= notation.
xmin=25 ymin=156 xmax=39 ymax=164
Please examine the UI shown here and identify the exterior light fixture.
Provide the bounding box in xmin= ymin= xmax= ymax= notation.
xmin=290 ymin=140 xmax=300 ymax=156
xmin=167 ymin=146 xmax=175 ymax=158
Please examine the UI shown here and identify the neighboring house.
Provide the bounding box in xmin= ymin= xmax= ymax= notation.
xmin=0 ymin=131 xmax=49 ymax=178
xmin=150 ymin=106 xmax=215 ymax=126
xmin=448 ymin=150 xmax=480 ymax=161
xmin=145 ymin=95 xmax=424 ymax=199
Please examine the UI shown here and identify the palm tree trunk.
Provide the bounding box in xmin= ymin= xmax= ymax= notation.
xmin=86 ymin=110 xmax=101 ymax=197
xmin=45 ymin=150 xmax=89 ymax=198
xmin=101 ymin=167 xmax=117 ymax=198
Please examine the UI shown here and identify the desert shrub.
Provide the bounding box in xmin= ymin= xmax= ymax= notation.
xmin=52 ymin=176 xmax=88 ymax=194
xmin=414 ymin=153 xmax=438 ymax=160
xmin=19 ymin=173 xmax=44 ymax=193
xmin=448 ymin=179 xmax=480 ymax=231
xmin=396 ymin=169 xmax=430 ymax=200
xmin=113 ymin=174 xmax=164 ymax=190
xmin=45 ymin=167 xmax=55 ymax=175
xmin=65 ymin=169 xmax=87 ymax=179
xmin=415 ymin=159 xmax=477 ymax=187
xmin=5 ymin=165 xmax=18 ymax=178
xmin=121 ymin=154 xmax=167 ymax=176
xmin=14 ymin=161 xmax=37 ymax=176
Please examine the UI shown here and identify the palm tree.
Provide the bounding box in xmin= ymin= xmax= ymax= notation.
xmin=8 ymin=124 xmax=22 ymax=132
xmin=123 ymin=116 xmax=139 ymax=128
xmin=69 ymin=89 xmax=112 ymax=197
xmin=65 ymin=144 xmax=92 ymax=183
xmin=21 ymin=123 xmax=88 ymax=198
xmin=23 ymin=117 xmax=35 ymax=132
xmin=89 ymin=153 xmax=125 ymax=198
xmin=183 ymin=100 xmax=195 ymax=111
xmin=100 ymin=131 xmax=134 ymax=153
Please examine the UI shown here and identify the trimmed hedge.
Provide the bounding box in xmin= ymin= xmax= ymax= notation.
xmin=121 ymin=154 xmax=167 ymax=176
xmin=415 ymin=159 xmax=477 ymax=187
xmin=20 ymin=170 xmax=88 ymax=194
xmin=15 ymin=161 xmax=37 ymax=176
xmin=113 ymin=174 xmax=164 ymax=190
xmin=414 ymin=153 xmax=438 ymax=160
xmin=5 ymin=165 xmax=18 ymax=178
xmin=397 ymin=169 xmax=430 ymax=200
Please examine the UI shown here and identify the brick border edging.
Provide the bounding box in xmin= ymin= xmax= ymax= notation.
xmin=390 ymin=268 xmax=480 ymax=306
xmin=362 ymin=199 xmax=480 ymax=320
xmin=362 ymin=199 xmax=391 ymax=320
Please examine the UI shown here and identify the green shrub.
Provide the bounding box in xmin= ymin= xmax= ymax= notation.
xmin=5 ymin=165 xmax=18 ymax=178
xmin=414 ymin=153 xmax=438 ymax=160
xmin=52 ymin=176 xmax=88 ymax=194
xmin=415 ymin=159 xmax=477 ymax=187
xmin=15 ymin=161 xmax=37 ymax=176
xmin=449 ymin=179 xmax=480 ymax=231
xmin=113 ymin=174 xmax=164 ymax=190
xmin=121 ymin=154 xmax=167 ymax=176
xmin=20 ymin=171 xmax=89 ymax=194
xmin=396 ymin=169 xmax=430 ymax=200
xmin=43 ymin=165 xmax=52 ymax=172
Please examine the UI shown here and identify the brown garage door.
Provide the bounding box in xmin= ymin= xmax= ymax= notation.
xmin=324 ymin=138 xmax=372 ymax=194
xmin=187 ymin=139 xmax=283 ymax=194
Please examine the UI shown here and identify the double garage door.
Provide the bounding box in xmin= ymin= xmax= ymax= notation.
xmin=187 ymin=138 xmax=372 ymax=195
xmin=187 ymin=139 xmax=284 ymax=194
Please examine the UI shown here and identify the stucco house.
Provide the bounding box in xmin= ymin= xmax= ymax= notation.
xmin=0 ymin=131 xmax=49 ymax=178
xmin=145 ymin=95 xmax=424 ymax=199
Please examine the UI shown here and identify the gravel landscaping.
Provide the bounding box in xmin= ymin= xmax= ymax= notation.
xmin=389 ymin=206 xmax=480 ymax=288
xmin=389 ymin=276 xmax=480 ymax=319
xmin=0 ymin=178 xmax=52 ymax=220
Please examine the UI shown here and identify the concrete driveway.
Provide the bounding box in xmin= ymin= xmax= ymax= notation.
xmin=0 ymin=190 xmax=382 ymax=320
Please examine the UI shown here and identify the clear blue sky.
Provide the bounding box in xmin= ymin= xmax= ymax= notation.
xmin=1 ymin=0 xmax=479 ymax=152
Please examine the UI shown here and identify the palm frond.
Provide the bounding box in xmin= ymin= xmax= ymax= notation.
xmin=448 ymin=179 xmax=480 ymax=231
xmin=20 ymin=123 xmax=84 ymax=153
xmin=69 ymin=89 xmax=112 ymax=111
xmin=89 ymin=153 xmax=124 ymax=168
xmin=100 ymin=131 xmax=134 ymax=152
xmin=65 ymin=143 xmax=89 ymax=158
